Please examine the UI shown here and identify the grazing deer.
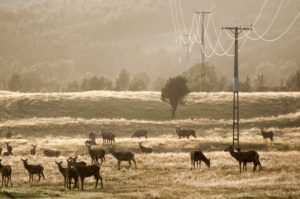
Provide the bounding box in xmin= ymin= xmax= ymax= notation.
xmin=0 ymin=159 xmax=12 ymax=187
xmin=260 ymin=128 xmax=274 ymax=141
xmin=55 ymin=161 xmax=78 ymax=189
xmin=86 ymin=144 xmax=105 ymax=164
xmin=138 ymin=142 xmax=152 ymax=153
xmin=109 ymin=146 xmax=137 ymax=170
xmin=190 ymin=151 xmax=210 ymax=169
xmin=21 ymin=158 xmax=45 ymax=182
xmin=224 ymin=145 xmax=262 ymax=173
xmin=175 ymin=127 xmax=196 ymax=139
xmin=43 ymin=149 xmax=61 ymax=157
xmin=132 ymin=130 xmax=148 ymax=138
xmin=68 ymin=158 xmax=103 ymax=190
xmin=30 ymin=145 xmax=37 ymax=156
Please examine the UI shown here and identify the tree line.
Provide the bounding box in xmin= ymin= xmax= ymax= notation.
xmin=1 ymin=64 xmax=300 ymax=92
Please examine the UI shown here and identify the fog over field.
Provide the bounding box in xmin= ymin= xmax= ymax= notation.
xmin=0 ymin=0 xmax=299 ymax=84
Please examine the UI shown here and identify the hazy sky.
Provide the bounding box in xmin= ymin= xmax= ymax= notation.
xmin=0 ymin=0 xmax=299 ymax=85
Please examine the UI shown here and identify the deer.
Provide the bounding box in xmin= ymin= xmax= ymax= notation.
xmin=21 ymin=158 xmax=45 ymax=182
xmin=138 ymin=142 xmax=152 ymax=153
xmin=0 ymin=159 xmax=12 ymax=187
xmin=88 ymin=131 xmax=97 ymax=144
xmin=224 ymin=145 xmax=262 ymax=173
xmin=101 ymin=131 xmax=115 ymax=145
xmin=68 ymin=157 xmax=103 ymax=190
xmin=109 ymin=146 xmax=137 ymax=170
xmin=67 ymin=156 xmax=87 ymax=167
xmin=105 ymin=132 xmax=116 ymax=145
xmin=30 ymin=145 xmax=37 ymax=156
xmin=190 ymin=151 xmax=210 ymax=170
xmin=86 ymin=144 xmax=105 ymax=164
xmin=260 ymin=128 xmax=274 ymax=141
xmin=43 ymin=149 xmax=61 ymax=157
xmin=175 ymin=127 xmax=196 ymax=139
xmin=3 ymin=142 xmax=12 ymax=156
xmin=55 ymin=160 xmax=78 ymax=189
xmin=132 ymin=130 xmax=148 ymax=138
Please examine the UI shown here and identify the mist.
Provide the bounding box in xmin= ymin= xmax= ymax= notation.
xmin=0 ymin=0 xmax=299 ymax=87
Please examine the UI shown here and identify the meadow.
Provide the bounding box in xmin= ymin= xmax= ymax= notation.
xmin=0 ymin=91 xmax=299 ymax=198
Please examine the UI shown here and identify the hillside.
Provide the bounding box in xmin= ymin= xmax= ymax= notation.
xmin=0 ymin=91 xmax=299 ymax=137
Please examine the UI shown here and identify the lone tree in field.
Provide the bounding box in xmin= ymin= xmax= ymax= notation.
xmin=161 ymin=76 xmax=190 ymax=119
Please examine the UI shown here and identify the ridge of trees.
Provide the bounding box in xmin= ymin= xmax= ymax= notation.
xmin=1 ymin=65 xmax=300 ymax=92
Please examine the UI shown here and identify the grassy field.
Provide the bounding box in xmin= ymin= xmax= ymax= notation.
xmin=0 ymin=91 xmax=299 ymax=198
xmin=0 ymin=137 xmax=299 ymax=199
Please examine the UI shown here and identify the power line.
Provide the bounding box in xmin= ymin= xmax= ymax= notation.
xmin=182 ymin=33 xmax=190 ymax=69
xmin=222 ymin=26 xmax=252 ymax=149
xmin=194 ymin=11 xmax=211 ymax=91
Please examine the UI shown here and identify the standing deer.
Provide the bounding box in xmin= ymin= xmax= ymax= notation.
xmin=68 ymin=157 xmax=103 ymax=190
xmin=56 ymin=160 xmax=78 ymax=189
xmin=0 ymin=159 xmax=12 ymax=187
xmin=21 ymin=158 xmax=45 ymax=182
xmin=109 ymin=146 xmax=137 ymax=170
xmin=190 ymin=151 xmax=210 ymax=169
xmin=101 ymin=131 xmax=115 ymax=145
xmin=86 ymin=144 xmax=105 ymax=164
xmin=224 ymin=145 xmax=262 ymax=173
xmin=260 ymin=128 xmax=274 ymax=141
xmin=3 ymin=142 xmax=13 ymax=156
xmin=175 ymin=127 xmax=196 ymax=139
xmin=30 ymin=145 xmax=37 ymax=156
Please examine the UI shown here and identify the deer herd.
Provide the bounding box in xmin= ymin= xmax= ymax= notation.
xmin=0 ymin=127 xmax=273 ymax=189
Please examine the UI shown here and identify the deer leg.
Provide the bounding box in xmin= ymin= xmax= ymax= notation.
xmin=94 ymin=175 xmax=98 ymax=189
xmin=64 ymin=177 xmax=66 ymax=188
xmin=74 ymin=177 xmax=79 ymax=190
xmin=68 ymin=176 xmax=72 ymax=190
xmin=239 ymin=162 xmax=242 ymax=173
xmin=5 ymin=176 xmax=7 ymax=187
xmin=128 ymin=160 xmax=131 ymax=169
xmin=191 ymin=160 xmax=194 ymax=170
xmin=118 ymin=161 xmax=121 ymax=170
xmin=253 ymin=163 xmax=257 ymax=172
xmin=199 ymin=161 xmax=201 ymax=169
xmin=99 ymin=175 xmax=103 ymax=188
xmin=132 ymin=158 xmax=137 ymax=169
xmin=38 ymin=174 xmax=41 ymax=182
xmin=81 ymin=177 xmax=84 ymax=190
xmin=9 ymin=175 xmax=12 ymax=187
xmin=244 ymin=162 xmax=247 ymax=171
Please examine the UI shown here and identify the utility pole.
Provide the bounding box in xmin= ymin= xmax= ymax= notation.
xmin=194 ymin=11 xmax=211 ymax=91
xmin=182 ymin=33 xmax=190 ymax=69
xmin=222 ymin=26 xmax=252 ymax=149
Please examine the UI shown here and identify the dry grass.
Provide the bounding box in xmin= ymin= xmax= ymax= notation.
xmin=0 ymin=91 xmax=299 ymax=198
xmin=0 ymin=135 xmax=300 ymax=199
